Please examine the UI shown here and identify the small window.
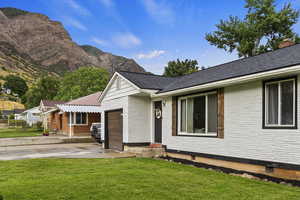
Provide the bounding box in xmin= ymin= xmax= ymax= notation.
xmin=264 ymin=78 xmax=296 ymax=128
xmin=178 ymin=91 xmax=218 ymax=136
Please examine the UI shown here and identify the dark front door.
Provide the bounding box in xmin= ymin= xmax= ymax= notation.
xmin=105 ymin=109 xmax=123 ymax=151
xmin=154 ymin=101 xmax=162 ymax=143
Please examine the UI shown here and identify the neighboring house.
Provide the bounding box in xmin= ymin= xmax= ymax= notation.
xmin=1 ymin=109 xmax=25 ymax=119
xmin=46 ymin=92 xmax=101 ymax=137
xmin=21 ymin=107 xmax=42 ymax=126
xmin=39 ymin=100 xmax=66 ymax=130
xmin=99 ymin=43 xmax=300 ymax=181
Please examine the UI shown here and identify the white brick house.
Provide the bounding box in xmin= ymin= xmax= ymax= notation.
xmin=99 ymin=44 xmax=300 ymax=180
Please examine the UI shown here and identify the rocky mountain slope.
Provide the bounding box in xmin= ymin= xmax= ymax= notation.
xmin=0 ymin=7 xmax=145 ymax=84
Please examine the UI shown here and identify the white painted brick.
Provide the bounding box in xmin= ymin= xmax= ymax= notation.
xmin=163 ymin=76 xmax=300 ymax=165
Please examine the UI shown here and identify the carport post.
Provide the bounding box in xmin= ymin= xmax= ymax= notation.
xmin=69 ymin=112 xmax=72 ymax=138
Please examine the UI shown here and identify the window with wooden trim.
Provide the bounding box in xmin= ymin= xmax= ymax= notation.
xmin=178 ymin=91 xmax=218 ymax=136
xmin=264 ymin=78 xmax=296 ymax=128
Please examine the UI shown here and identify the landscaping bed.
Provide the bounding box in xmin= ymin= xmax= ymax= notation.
xmin=0 ymin=158 xmax=299 ymax=200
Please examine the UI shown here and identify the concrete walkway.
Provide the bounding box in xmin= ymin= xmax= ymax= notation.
xmin=0 ymin=135 xmax=94 ymax=147
xmin=0 ymin=143 xmax=136 ymax=160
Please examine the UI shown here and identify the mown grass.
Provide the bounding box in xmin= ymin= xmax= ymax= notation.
xmin=0 ymin=158 xmax=299 ymax=200
xmin=0 ymin=128 xmax=42 ymax=138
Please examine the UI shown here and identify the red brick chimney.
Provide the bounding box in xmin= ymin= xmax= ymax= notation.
xmin=279 ymin=39 xmax=295 ymax=49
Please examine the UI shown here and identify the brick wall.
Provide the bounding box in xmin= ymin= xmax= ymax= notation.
xmin=73 ymin=113 xmax=101 ymax=136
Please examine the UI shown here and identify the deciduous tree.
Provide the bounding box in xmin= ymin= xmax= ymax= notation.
xmin=163 ymin=59 xmax=199 ymax=77
xmin=205 ymin=0 xmax=300 ymax=57
xmin=55 ymin=67 xmax=109 ymax=101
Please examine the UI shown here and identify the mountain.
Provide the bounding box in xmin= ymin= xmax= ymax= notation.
xmin=0 ymin=7 xmax=145 ymax=84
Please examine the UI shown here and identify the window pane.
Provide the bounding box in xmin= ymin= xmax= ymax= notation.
xmin=180 ymin=99 xmax=186 ymax=132
xmin=76 ymin=113 xmax=81 ymax=124
xmin=193 ymin=96 xmax=206 ymax=133
xmin=281 ymin=81 xmax=294 ymax=125
xmin=267 ymin=83 xmax=278 ymax=125
xmin=187 ymin=98 xmax=194 ymax=133
xmin=82 ymin=113 xmax=87 ymax=124
xmin=208 ymin=94 xmax=218 ymax=133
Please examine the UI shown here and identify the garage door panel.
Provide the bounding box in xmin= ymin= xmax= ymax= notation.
xmin=106 ymin=110 xmax=123 ymax=151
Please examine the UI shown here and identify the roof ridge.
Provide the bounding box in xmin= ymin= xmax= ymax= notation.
xmin=118 ymin=70 xmax=176 ymax=78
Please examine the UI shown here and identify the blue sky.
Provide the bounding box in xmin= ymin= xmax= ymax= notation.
xmin=1 ymin=0 xmax=300 ymax=74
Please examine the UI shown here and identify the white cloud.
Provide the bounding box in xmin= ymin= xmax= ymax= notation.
xmin=142 ymin=0 xmax=175 ymax=25
xmin=63 ymin=17 xmax=87 ymax=31
xmin=99 ymin=0 xmax=114 ymax=8
xmin=137 ymin=50 xmax=166 ymax=59
xmin=91 ymin=37 xmax=109 ymax=46
xmin=112 ymin=33 xmax=141 ymax=48
xmin=65 ymin=0 xmax=91 ymax=16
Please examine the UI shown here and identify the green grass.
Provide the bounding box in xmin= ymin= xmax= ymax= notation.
xmin=0 ymin=128 xmax=42 ymax=138
xmin=0 ymin=158 xmax=299 ymax=200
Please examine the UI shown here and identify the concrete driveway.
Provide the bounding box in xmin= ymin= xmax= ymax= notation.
xmin=0 ymin=143 xmax=135 ymax=160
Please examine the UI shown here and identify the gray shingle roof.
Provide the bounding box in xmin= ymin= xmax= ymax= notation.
xmin=120 ymin=44 xmax=300 ymax=93
xmin=118 ymin=71 xmax=176 ymax=90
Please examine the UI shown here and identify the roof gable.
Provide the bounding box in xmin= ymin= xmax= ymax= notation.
xmin=99 ymin=72 xmax=141 ymax=102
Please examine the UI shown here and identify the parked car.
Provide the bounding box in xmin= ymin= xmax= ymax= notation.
xmin=90 ymin=123 xmax=101 ymax=143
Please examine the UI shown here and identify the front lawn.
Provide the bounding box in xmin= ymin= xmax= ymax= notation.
xmin=0 ymin=128 xmax=42 ymax=138
xmin=0 ymin=158 xmax=299 ymax=200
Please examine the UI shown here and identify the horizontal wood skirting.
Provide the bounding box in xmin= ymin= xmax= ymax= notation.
xmin=123 ymin=142 xmax=151 ymax=147
xmin=166 ymin=149 xmax=300 ymax=171
xmin=163 ymin=156 xmax=300 ymax=186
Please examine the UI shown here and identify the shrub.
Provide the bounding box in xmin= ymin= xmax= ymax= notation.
xmin=36 ymin=121 xmax=43 ymax=130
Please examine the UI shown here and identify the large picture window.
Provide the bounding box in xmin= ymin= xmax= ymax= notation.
xmin=178 ymin=91 xmax=218 ymax=136
xmin=264 ymin=78 xmax=296 ymax=128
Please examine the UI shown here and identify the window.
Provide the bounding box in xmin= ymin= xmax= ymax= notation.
xmin=264 ymin=78 xmax=296 ymax=128
xmin=68 ymin=113 xmax=87 ymax=125
xmin=178 ymin=91 xmax=218 ymax=136
xmin=75 ymin=113 xmax=87 ymax=125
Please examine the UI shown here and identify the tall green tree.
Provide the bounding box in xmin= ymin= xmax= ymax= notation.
xmin=206 ymin=0 xmax=300 ymax=57
xmin=55 ymin=67 xmax=109 ymax=101
xmin=3 ymin=75 xmax=28 ymax=97
xmin=163 ymin=59 xmax=199 ymax=77
xmin=24 ymin=76 xmax=60 ymax=108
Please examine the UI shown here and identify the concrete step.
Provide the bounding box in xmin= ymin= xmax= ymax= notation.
xmin=0 ymin=136 xmax=94 ymax=147
xmin=124 ymin=146 xmax=165 ymax=158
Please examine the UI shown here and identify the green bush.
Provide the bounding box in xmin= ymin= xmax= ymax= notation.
xmin=36 ymin=121 xmax=43 ymax=131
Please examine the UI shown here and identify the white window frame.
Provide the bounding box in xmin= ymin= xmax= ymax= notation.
xmin=69 ymin=112 xmax=88 ymax=126
xmin=264 ymin=78 xmax=296 ymax=128
xmin=177 ymin=91 xmax=217 ymax=136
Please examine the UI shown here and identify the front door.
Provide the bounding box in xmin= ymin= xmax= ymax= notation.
xmin=154 ymin=101 xmax=162 ymax=143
